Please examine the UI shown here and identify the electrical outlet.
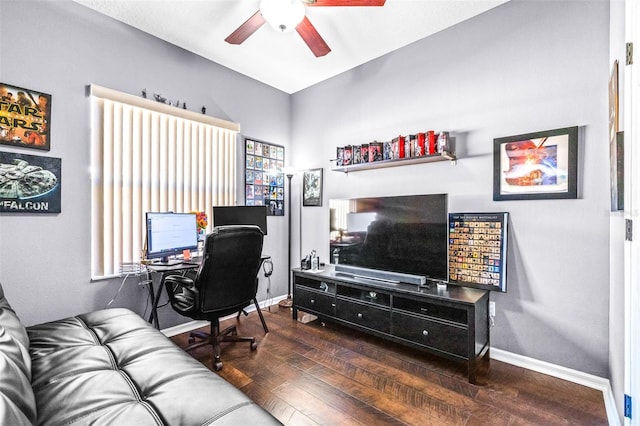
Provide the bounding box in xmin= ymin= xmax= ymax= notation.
xmin=489 ymin=301 xmax=496 ymax=317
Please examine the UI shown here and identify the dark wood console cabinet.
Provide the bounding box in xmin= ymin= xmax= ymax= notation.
xmin=292 ymin=267 xmax=490 ymax=384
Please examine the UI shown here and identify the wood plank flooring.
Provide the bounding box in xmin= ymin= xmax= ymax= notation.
xmin=169 ymin=306 xmax=608 ymax=425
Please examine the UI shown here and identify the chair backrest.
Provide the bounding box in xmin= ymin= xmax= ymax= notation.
xmin=194 ymin=225 xmax=264 ymax=315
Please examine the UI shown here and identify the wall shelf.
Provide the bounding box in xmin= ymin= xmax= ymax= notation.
xmin=331 ymin=152 xmax=456 ymax=173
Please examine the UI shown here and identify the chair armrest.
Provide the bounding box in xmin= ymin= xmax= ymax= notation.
xmin=164 ymin=275 xmax=199 ymax=314
xmin=164 ymin=274 xmax=194 ymax=288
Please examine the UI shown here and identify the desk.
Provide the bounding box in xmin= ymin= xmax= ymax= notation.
xmin=145 ymin=255 xmax=271 ymax=330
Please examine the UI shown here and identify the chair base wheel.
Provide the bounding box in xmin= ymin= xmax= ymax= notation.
xmin=214 ymin=357 xmax=223 ymax=371
xmin=250 ymin=341 xmax=257 ymax=351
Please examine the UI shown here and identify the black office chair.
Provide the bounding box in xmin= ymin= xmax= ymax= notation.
xmin=164 ymin=225 xmax=265 ymax=371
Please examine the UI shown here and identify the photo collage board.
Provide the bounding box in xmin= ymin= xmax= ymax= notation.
xmin=245 ymin=138 xmax=285 ymax=216
xmin=448 ymin=212 xmax=509 ymax=292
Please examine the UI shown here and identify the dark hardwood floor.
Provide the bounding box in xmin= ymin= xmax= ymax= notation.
xmin=169 ymin=306 xmax=608 ymax=425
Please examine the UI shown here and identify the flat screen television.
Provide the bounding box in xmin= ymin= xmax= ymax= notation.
xmin=212 ymin=205 xmax=268 ymax=235
xmin=329 ymin=193 xmax=448 ymax=284
xmin=145 ymin=212 xmax=198 ymax=262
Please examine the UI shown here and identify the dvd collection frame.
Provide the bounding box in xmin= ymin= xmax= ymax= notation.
xmin=448 ymin=212 xmax=509 ymax=292
xmin=244 ymin=137 xmax=285 ymax=216
xmin=336 ymin=131 xmax=449 ymax=167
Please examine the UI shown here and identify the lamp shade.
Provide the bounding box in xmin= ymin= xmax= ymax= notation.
xmin=260 ymin=0 xmax=305 ymax=33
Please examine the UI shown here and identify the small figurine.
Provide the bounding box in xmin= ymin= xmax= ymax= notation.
xmin=153 ymin=93 xmax=167 ymax=104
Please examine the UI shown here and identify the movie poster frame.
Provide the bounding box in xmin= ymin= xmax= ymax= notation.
xmin=302 ymin=168 xmax=323 ymax=207
xmin=493 ymin=126 xmax=578 ymax=201
xmin=0 ymin=151 xmax=62 ymax=213
xmin=244 ymin=137 xmax=285 ymax=216
xmin=448 ymin=212 xmax=508 ymax=292
xmin=609 ymin=60 xmax=624 ymax=211
xmin=0 ymin=82 xmax=52 ymax=151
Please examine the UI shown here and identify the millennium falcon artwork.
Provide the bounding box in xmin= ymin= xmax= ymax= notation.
xmin=0 ymin=158 xmax=58 ymax=199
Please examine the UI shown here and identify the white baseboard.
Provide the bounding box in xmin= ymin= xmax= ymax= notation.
xmin=491 ymin=348 xmax=620 ymax=425
xmin=160 ymin=294 xmax=288 ymax=338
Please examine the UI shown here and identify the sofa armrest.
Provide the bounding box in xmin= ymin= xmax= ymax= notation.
xmin=0 ymin=282 xmax=37 ymax=425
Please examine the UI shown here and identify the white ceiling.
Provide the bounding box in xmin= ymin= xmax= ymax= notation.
xmin=73 ymin=0 xmax=509 ymax=94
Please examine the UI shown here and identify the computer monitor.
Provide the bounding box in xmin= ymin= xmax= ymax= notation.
xmin=212 ymin=205 xmax=268 ymax=235
xmin=145 ymin=212 xmax=199 ymax=262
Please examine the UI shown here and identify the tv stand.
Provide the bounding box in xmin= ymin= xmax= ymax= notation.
xmin=292 ymin=267 xmax=490 ymax=384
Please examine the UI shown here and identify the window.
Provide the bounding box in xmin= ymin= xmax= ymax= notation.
xmin=89 ymin=85 xmax=239 ymax=279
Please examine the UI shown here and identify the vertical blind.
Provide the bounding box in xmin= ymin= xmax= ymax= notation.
xmin=89 ymin=85 xmax=239 ymax=279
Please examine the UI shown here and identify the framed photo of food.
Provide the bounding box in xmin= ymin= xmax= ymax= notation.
xmin=493 ymin=127 xmax=578 ymax=201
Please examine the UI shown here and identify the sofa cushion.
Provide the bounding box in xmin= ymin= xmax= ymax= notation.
xmin=27 ymin=308 xmax=279 ymax=425
xmin=0 ymin=282 xmax=37 ymax=425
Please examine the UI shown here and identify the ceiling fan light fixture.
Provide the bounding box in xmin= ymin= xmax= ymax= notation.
xmin=260 ymin=0 xmax=306 ymax=33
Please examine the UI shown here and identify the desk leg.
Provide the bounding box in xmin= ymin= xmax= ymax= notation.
xmin=147 ymin=278 xmax=162 ymax=329
xmin=253 ymin=298 xmax=269 ymax=333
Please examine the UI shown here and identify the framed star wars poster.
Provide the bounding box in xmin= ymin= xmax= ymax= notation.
xmin=0 ymin=151 xmax=61 ymax=213
xmin=0 ymin=83 xmax=52 ymax=151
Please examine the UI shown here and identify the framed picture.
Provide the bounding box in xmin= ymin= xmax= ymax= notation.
xmin=0 ymin=82 xmax=51 ymax=151
xmin=302 ymin=168 xmax=323 ymax=207
xmin=610 ymin=131 xmax=624 ymax=211
xmin=0 ymin=151 xmax=61 ymax=213
xmin=244 ymin=137 xmax=284 ymax=216
xmin=449 ymin=212 xmax=509 ymax=292
xmin=493 ymin=126 xmax=578 ymax=201
xmin=609 ymin=61 xmax=623 ymax=211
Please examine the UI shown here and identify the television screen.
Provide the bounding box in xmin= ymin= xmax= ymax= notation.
xmin=146 ymin=212 xmax=198 ymax=261
xmin=329 ymin=194 xmax=448 ymax=281
xmin=212 ymin=205 xmax=268 ymax=235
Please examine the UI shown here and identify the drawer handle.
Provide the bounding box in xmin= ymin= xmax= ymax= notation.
xmin=310 ymin=299 xmax=315 ymax=304
xmin=420 ymin=307 xmax=429 ymax=313
xmin=357 ymin=313 xmax=363 ymax=319
xmin=422 ymin=330 xmax=429 ymax=336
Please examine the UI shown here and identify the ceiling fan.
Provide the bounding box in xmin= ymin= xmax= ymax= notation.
xmin=225 ymin=0 xmax=386 ymax=57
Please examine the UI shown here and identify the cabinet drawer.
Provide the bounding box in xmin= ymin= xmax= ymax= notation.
xmin=393 ymin=296 xmax=467 ymax=325
xmin=337 ymin=285 xmax=390 ymax=307
xmin=336 ymin=298 xmax=390 ymax=333
xmin=392 ymin=312 xmax=467 ymax=357
xmin=295 ymin=287 xmax=335 ymax=316
xmin=295 ymin=276 xmax=336 ymax=294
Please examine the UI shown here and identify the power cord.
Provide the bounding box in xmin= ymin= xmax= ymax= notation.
xmin=106 ymin=273 xmax=130 ymax=308
xmin=262 ymin=258 xmax=274 ymax=311
xmin=107 ymin=263 xmax=149 ymax=310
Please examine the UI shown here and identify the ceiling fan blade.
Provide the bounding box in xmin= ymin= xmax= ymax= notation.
xmin=306 ymin=0 xmax=386 ymax=6
xmin=296 ymin=16 xmax=331 ymax=57
xmin=225 ymin=11 xmax=266 ymax=45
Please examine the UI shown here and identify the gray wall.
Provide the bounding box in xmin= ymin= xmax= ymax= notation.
xmin=0 ymin=0 xmax=291 ymax=328
xmin=291 ymin=0 xmax=611 ymax=377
